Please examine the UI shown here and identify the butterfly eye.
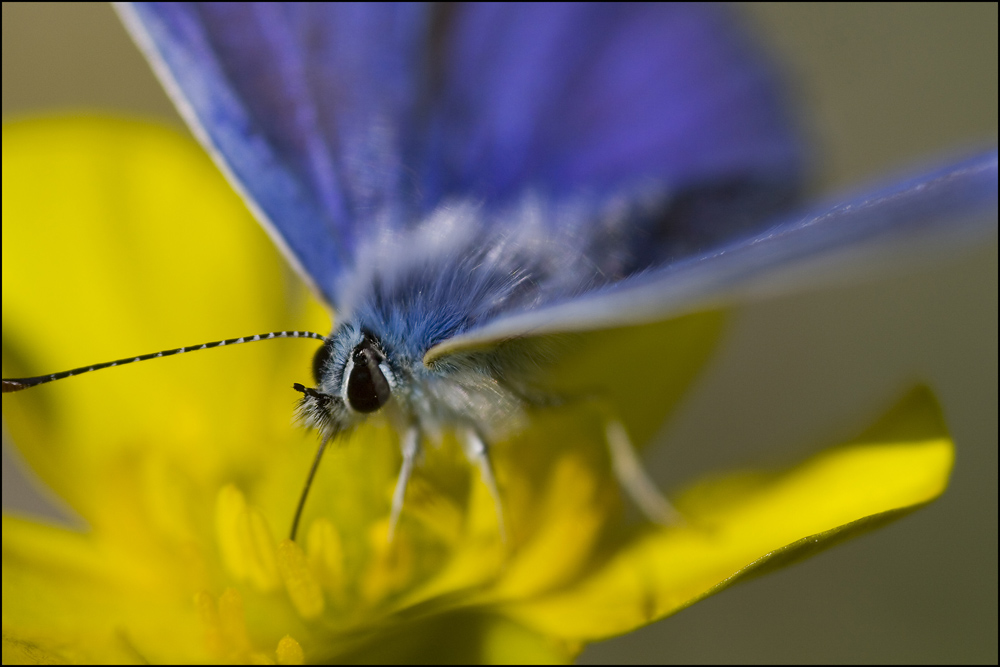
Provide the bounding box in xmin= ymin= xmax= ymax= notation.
xmin=346 ymin=336 xmax=391 ymax=413
xmin=312 ymin=342 xmax=332 ymax=384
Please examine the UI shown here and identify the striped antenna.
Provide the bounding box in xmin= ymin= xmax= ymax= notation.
xmin=2 ymin=330 xmax=326 ymax=393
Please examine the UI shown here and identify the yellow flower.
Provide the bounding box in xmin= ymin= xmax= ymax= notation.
xmin=3 ymin=117 xmax=956 ymax=664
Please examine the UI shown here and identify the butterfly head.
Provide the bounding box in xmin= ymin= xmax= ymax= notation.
xmin=296 ymin=326 xmax=399 ymax=439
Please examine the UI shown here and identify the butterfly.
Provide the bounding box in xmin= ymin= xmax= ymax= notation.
xmin=5 ymin=4 xmax=997 ymax=543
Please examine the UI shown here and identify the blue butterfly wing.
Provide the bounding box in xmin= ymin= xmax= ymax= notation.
xmin=120 ymin=3 xmax=803 ymax=308
xmin=120 ymin=2 xmax=432 ymax=306
xmin=429 ymin=149 xmax=998 ymax=358
xmin=428 ymin=4 xmax=801 ymax=204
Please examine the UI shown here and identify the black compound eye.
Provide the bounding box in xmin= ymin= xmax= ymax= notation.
xmin=312 ymin=342 xmax=332 ymax=384
xmin=346 ymin=335 xmax=391 ymax=413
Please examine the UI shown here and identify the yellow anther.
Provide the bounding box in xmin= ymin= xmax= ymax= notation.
xmin=276 ymin=635 xmax=305 ymax=665
xmin=277 ymin=539 xmax=325 ymax=619
xmin=218 ymin=587 xmax=252 ymax=656
xmin=194 ymin=590 xmax=224 ymax=659
xmin=216 ymin=485 xmax=281 ymax=591
xmin=216 ymin=484 xmax=249 ymax=580
xmin=306 ymin=518 xmax=345 ymax=598
xmin=237 ymin=507 xmax=281 ymax=592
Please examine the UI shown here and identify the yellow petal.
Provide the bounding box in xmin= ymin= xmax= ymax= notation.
xmin=491 ymin=453 xmax=610 ymax=600
xmin=2 ymin=516 xmax=210 ymax=664
xmin=503 ymin=386 xmax=953 ymax=640
xmin=2 ymin=116 xmax=328 ymax=536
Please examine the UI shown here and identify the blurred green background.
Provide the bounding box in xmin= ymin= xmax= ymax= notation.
xmin=2 ymin=3 xmax=996 ymax=663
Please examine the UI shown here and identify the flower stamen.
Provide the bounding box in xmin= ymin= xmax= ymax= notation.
xmin=277 ymin=539 xmax=325 ymax=619
xmin=215 ymin=484 xmax=281 ymax=591
xmin=216 ymin=485 xmax=250 ymax=581
xmin=276 ymin=635 xmax=305 ymax=665
xmin=217 ymin=588 xmax=253 ymax=656
xmin=196 ymin=588 xmax=267 ymax=662
xmin=306 ymin=518 xmax=346 ymax=601
xmin=194 ymin=590 xmax=226 ymax=659
xmin=239 ymin=509 xmax=281 ymax=592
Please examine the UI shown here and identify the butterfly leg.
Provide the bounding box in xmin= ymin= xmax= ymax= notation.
xmin=463 ymin=429 xmax=507 ymax=542
xmin=605 ymin=420 xmax=682 ymax=525
xmin=388 ymin=426 xmax=421 ymax=542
